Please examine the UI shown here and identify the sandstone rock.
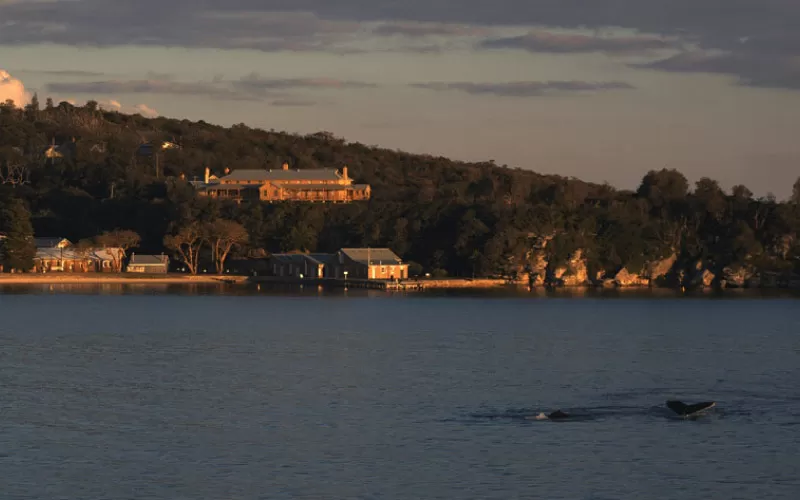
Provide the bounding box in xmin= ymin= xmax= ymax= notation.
xmin=646 ymin=253 xmax=677 ymax=281
xmin=526 ymin=234 xmax=553 ymax=286
xmin=614 ymin=268 xmax=649 ymax=287
xmin=722 ymin=266 xmax=753 ymax=288
xmin=701 ymin=269 xmax=715 ymax=287
xmin=601 ymin=278 xmax=616 ymax=288
xmin=559 ymin=249 xmax=589 ymax=286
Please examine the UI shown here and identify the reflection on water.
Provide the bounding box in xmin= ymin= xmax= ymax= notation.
xmin=1 ymin=282 xmax=799 ymax=299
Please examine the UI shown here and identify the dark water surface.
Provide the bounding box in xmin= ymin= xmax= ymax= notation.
xmin=1 ymin=286 xmax=799 ymax=499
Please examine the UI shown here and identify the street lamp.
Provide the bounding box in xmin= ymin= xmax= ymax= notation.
xmin=343 ymin=270 xmax=348 ymax=289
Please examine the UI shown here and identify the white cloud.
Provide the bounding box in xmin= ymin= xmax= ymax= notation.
xmin=134 ymin=103 xmax=159 ymax=117
xmin=93 ymin=98 xmax=158 ymax=117
xmin=0 ymin=69 xmax=31 ymax=107
xmin=99 ymin=99 xmax=122 ymax=111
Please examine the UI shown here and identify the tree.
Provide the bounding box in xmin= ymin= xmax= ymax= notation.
xmin=0 ymin=197 xmax=36 ymax=272
xmin=693 ymin=177 xmax=727 ymax=219
xmin=164 ymin=223 xmax=204 ymax=274
xmin=205 ymin=219 xmax=249 ymax=273
xmin=25 ymin=93 xmax=40 ymax=120
xmin=731 ymin=184 xmax=753 ymax=201
xmin=29 ymin=93 xmax=40 ymax=112
xmin=0 ymin=149 xmax=31 ymax=186
xmin=637 ymin=169 xmax=689 ymax=210
xmin=94 ymin=229 xmax=141 ymax=272
xmin=45 ymin=97 xmax=54 ymax=110
xmin=792 ymin=177 xmax=800 ymax=204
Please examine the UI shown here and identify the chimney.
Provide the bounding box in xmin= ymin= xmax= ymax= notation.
xmin=204 ymin=167 xmax=210 ymax=184
xmin=282 ymin=162 xmax=289 ymax=170
xmin=342 ymin=166 xmax=348 ymax=179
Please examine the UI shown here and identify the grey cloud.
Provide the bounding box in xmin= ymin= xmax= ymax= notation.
xmin=0 ymin=1 xmax=796 ymax=55
xmin=412 ymin=80 xmax=634 ymax=97
xmin=271 ymin=99 xmax=318 ymax=107
xmin=234 ymin=73 xmax=377 ymax=95
xmin=16 ymin=69 xmax=107 ymax=77
xmin=0 ymin=2 xmax=358 ymax=52
xmin=45 ymin=79 xmax=254 ymax=100
xmin=478 ymin=31 xmax=672 ymax=54
xmin=1 ymin=1 xmax=799 ymax=89
xmin=372 ymin=22 xmax=487 ymax=37
xmin=44 ymin=74 xmax=379 ymax=101
xmin=633 ymin=51 xmax=800 ymax=89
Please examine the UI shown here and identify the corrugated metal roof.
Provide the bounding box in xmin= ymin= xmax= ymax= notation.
xmin=202 ymin=183 xmax=257 ymax=191
xmin=270 ymin=253 xmax=329 ymax=265
xmin=222 ymin=169 xmax=342 ymax=182
xmin=306 ymin=253 xmax=335 ymax=265
xmin=35 ymin=247 xmax=121 ymax=261
xmin=129 ymin=254 xmax=169 ymax=265
xmin=340 ymin=248 xmax=401 ymax=264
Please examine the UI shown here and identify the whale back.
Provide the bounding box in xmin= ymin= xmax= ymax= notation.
xmin=666 ymin=400 xmax=715 ymax=416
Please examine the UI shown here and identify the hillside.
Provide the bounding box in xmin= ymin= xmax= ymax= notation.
xmin=1 ymin=98 xmax=799 ymax=287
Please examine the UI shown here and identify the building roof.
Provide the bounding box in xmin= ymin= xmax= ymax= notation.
xmin=222 ymin=168 xmax=342 ymax=183
xmin=270 ymin=253 xmax=329 ymax=266
xmin=129 ymin=254 xmax=169 ymax=265
xmin=201 ymin=183 xmax=258 ymax=191
xmin=340 ymin=248 xmax=402 ymax=265
xmin=34 ymin=247 xmax=121 ymax=261
xmin=34 ymin=237 xmax=72 ymax=248
xmin=306 ymin=253 xmax=335 ymax=265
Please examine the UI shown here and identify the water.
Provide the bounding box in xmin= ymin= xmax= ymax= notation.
xmin=1 ymin=287 xmax=799 ymax=499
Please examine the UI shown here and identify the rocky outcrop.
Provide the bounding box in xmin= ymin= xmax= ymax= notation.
xmin=722 ymin=266 xmax=755 ymax=288
xmin=552 ymin=249 xmax=589 ymax=286
xmin=680 ymin=260 xmax=717 ymax=288
xmin=646 ymin=253 xmax=677 ymax=281
xmin=614 ymin=268 xmax=649 ymax=287
xmin=606 ymin=253 xmax=676 ymax=287
xmin=529 ymin=251 xmax=548 ymax=286
xmin=525 ymin=234 xmax=554 ymax=286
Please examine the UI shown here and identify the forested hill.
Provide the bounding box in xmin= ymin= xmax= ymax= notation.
xmin=1 ymin=98 xmax=799 ymax=286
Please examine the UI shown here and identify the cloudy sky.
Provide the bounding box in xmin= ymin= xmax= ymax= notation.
xmin=1 ymin=0 xmax=799 ymax=197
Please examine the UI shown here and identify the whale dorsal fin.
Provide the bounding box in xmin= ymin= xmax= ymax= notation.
xmin=666 ymin=400 xmax=715 ymax=416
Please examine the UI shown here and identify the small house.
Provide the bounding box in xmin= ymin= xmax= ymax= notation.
xmin=126 ymin=254 xmax=169 ymax=274
xmin=269 ymin=253 xmax=331 ymax=278
xmin=334 ymin=248 xmax=408 ymax=280
xmin=33 ymin=246 xmax=119 ymax=273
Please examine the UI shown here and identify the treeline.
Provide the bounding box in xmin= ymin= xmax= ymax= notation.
xmin=1 ymin=97 xmax=799 ymax=283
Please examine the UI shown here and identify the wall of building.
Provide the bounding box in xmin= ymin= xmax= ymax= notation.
xmin=33 ymin=259 xmax=113 ymax=273
xmin=127 ymin=264 xmax=168 ymax=274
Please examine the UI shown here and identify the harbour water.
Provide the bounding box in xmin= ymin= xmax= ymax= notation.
xmin=1 ymin=287 xmax=798 ymax=499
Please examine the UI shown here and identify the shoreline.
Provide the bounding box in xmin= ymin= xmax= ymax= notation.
xmin=0 ymin=273 xmax=248 ymax=285
xmin=0 ymin=273 xmax=797 ymax=293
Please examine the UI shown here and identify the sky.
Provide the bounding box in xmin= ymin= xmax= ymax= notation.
xmin=1 ymin=0 xmax=799 ymax=198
